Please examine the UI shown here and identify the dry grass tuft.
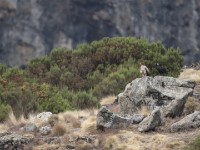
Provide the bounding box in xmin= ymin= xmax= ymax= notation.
xmin=59 ymin=110 xmax=90 ymax=119
xmin=0 ymin=124 xmax=8 ymax=133
xmin=58 ymin=109 xmax=98 ymax=129
xmin=138 ymin=105 xmax=151 ymax=116
xmin=59 ymin=109 xmax=96 ymax=121
xmin=51 ymin=123 xmax=67 ymax=136
xmin=104 ymin=135 xmax=120 ymax=150
xmin=81 ymin=116 xmax=97 ymax=135
xmin=6 ymin=112 xmax=29 ymax=127
xmin=48 ymin=114 xmax=59 ymax=127
xmin=100 ymin=130 xmax=187 ymax=150
xmin=61 ymin=113 xmax=81 ymax=128
xmin=6 ymin=112 xmax=43 ymax=128
xmin=76 ymin=143 xmax=94 ymax=150
xmin=100 ymin=95 xmax=116 ymax=106
xmin=179 ymin=68 xmax=200 ymax=83
xmin=148 ymin=134 xmax=185 ymax=150
xmin=117 ymin=130 xmax=143 ymax=150
xmin=33 ymin=144 xmax=60 ymax=150
xmin=6 ymin=112 xmax=19 ymax=126
xmin=165 ymin=140 xmax=186 ymax=150
xmin=184 ymin=97 xmax=200 ymax=115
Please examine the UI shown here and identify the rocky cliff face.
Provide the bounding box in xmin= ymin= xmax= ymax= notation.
xmin=0 ymin=0 xmax=200 ymax=66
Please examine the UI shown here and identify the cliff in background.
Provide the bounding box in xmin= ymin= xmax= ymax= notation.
xmin=0 ymin=0 xmax=200 ymax=66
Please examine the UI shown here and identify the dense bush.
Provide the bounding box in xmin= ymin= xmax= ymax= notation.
xmin=0 ymin=64 xmax=7 ymax=76
xmin=0 ymin=37 xmax=183 ymax=120
xmin=60 ymin=89 xmax=99 ymax=110
xmin=1 ymin=83 xmax=38 ymax=118
xmin=0 ymin=103 xmax=11 ymax=122
xmin=28 ymin=56 xmax=50 ymax=79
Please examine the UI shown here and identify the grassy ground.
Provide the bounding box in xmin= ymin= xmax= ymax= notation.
xmin=1 ymin=102 xmax=199 ymax=150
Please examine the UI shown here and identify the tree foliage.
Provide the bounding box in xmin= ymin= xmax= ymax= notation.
xmin=0 ymin=37 xmax=183 ymax=120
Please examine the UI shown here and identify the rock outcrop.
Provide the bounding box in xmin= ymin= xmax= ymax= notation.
xmin=118 ymin=76 xmax=195 ymax=116
xmin=171 ymin=111 xmax=200 ymax=132
xmin=97 ymin=76 xmax=196 ymax=132
xmin=96 ymin=106 xmax=144 ymax=129
xmin=0 ymin=132 xmax=33 ymax=150
xmin=1 ymin=0 xmax=200 ymax=66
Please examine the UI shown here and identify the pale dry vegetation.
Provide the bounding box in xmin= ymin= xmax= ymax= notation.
xmin=100 ymin=95 xmax=116 ymax=106
xmin=0 ymin=107 xmax=198 ymax=150
xmin=138 ymin=105 xmax=151 ymax=116
xmin=179 ymin=68 xmax=200 ymax=83
xmin=81 ymin=116 xmax=97 ymax=135
xmin=6 ymin=112 xmax=47 ymax=128
xmin=51 ymin=123 xmax=67 ymax=136
xmin=59 ymin=109 xmax=97 ymax=121
xmin=101 ymin=130 xmax=186 ymax=150
xmin=76 ymin=143 xmax=94 ymax=150
xmin=33 ymin=144 xmax=60 ymax=150
xmin=62 ymin=113 xmax=81 ymax=128
xmin=48 ymin=114 xmax=59 ymax=127
xmin=0 ymin=124 xmax=8 ymax=133
xmin=184 ymin=97 xmax=200 ymax=115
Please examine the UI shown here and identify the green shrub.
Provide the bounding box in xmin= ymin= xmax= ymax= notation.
xmin=1 ymin=85 xmax=38 ymax=118
xmin=2 ymin=67 xmax=24 ymax=83
xmin=71 ymin=91 xmax=99 ymax=109
xmin=59 ymin=70 xmax=74 ymax=88
xmin=47 ymin=65 xmax=61 ymax=86
xmin=92 ymin=59 xmax=140 ymax=98
xmin=0 ymin=37 xmax=183 ymax=118
xmin=50 ymin=48 xmax=72 ymax=68
xmin=0 ymin=64 xmax=7 ymax=76
xmin=28 ymin=56 xmax=50 ymax=78
xmin=0 ymin=103 xmax=11 ymax=121
xmin=35 ymin=86 xmax=70 ymax=113
xmin=60 ymin=89 xmax=99 ymax=109
xmin=74 ymin=37 xmax=183 ymax=77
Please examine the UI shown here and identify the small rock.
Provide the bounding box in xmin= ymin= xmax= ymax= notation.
xmin=39 ymin=126 xmax=51 ymax=135
xmin=23 ymin=123 xmax=38 ymax=132
xmin=66 ymin=144 xmax=75 ymax=149
xmin=36 ymin=112 xmax=52 ymax=122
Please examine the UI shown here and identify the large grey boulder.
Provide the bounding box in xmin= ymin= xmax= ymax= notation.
xmin=0 ymin=132 xmax=33 ymax=150
xmin=118 ymin=76 xmax=195 ymax=116
xmin=138 ymin=109 xmax=162 ymax=132
xmin=171 ymin=111 xmax=200 ymax=132
xmin=36 ymin=112 xmax=53 ymax=122
xmin=96 ymin=106 xmax=144 ymax=129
